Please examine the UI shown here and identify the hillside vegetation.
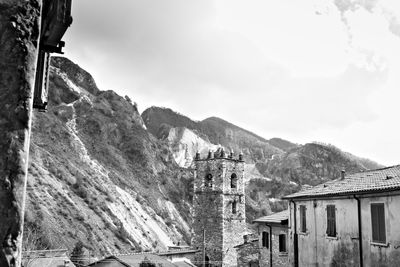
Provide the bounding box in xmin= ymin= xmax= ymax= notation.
xmin=25 ymin=57 xmax=193 ymax=255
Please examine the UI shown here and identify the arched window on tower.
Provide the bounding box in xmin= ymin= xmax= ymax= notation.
xmin=231 ymin=173 xmax=237 ymax=189
xmin=204 ymin=173 xmax=213 ymax=188
xmin=232 ymin=201 xmax=237 ymax=214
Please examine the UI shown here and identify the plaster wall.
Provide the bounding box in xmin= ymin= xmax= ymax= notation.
xmin=360 ymin=194 xmax=400 ymax=267
xmin=288 ymin=198 xmax=359 ymax=266
xmin=288 ymin=193 xmax=400 ymax=267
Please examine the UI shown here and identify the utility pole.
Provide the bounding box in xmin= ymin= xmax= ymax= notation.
xmin=202 ymin=229 xmax=205 ymax=267
xmin=0 ymin=1 xmax=71 ymax=266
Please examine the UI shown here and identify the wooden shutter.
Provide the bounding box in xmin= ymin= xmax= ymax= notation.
xmin=262 ymin=231 xmax=269 ymax=248
xmin=300 ymin=206 xmax=306 ymax=232
xmin=326 ymin=205 xmax=336 ymax=237
xmin=279 ymin=234 xmax=286 ymax=252
xmin=371 ymin=203 xmax=386 ymax=243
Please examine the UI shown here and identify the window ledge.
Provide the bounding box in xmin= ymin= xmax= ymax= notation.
xmin=298 ymin=231 xmax=309 ymax=236
xmin=370 ymin=242 xmax=389 ymax=247
xmin=279 ymin=252 xmax=288 ymax=257
xmin=326 ymin=235 xmax=339 ymax=240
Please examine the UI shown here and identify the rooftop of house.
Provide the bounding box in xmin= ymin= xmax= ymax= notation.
xmin=283 ymin=165 xmax=400 ymax=199
xmin=118 ymin=254 xmax=176 ymax=267
xmin=22 ymin=249 xmax=75 ymax=267
xmin=253 ymin=210 xmax=289 ymax=224
xmin=88 ymin=252 xmax=194 ymax=267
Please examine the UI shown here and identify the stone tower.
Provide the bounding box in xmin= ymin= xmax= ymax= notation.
xmin=192 ymin=149 xmax=246 ymax=267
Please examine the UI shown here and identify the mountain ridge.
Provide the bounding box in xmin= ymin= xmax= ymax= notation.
xmin=25 ymin=56 xmax=384 ymax=258
xmin=141 ymin=105 xmax=384 ymax=222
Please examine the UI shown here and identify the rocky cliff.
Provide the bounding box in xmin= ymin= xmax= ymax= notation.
xmin=25 ymin=57 xmax=193 ymax=256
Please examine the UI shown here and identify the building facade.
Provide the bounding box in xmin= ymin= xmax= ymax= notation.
xmin=192 ymin=150 xmax=247 ymax=266
xmin=284 ymin=165 xmax=400 ymax=267
xmin=253 ymin=210 xmax=289 ymax=267
xmin=234 ymin=234 xmax=259 ymax=267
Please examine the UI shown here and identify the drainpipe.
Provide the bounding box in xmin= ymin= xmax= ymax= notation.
xmin=267 ymin=224 xmax=273 ymax=267
xmin=313 ymin=200 xmax=318 ymax=265
xmin=290 ymin=200 xmax=299 ymax=267
xmin=353 ymin=195 xmax=363 ymax=267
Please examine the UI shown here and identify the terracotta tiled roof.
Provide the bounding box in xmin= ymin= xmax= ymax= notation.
xmin=253 ymin=210 xmax=289 ymax=224
xmin=283 ymin=165 xmax=400 ymax=199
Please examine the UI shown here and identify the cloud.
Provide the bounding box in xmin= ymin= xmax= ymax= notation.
xmin=62 ymin=0 xmax=400 ymax=165
xmin=333 ymin=0 xmax=400 ymax=39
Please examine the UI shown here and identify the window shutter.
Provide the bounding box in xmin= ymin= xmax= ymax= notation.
xmin=262 ymin=231 xmax=269 ymax=248
xmin=378 ymin=205 xmax=386 ymax=243
xmin=371 ymin=204 xmax=378 ymax=241
xmin=332 ymin=206 xmax=336 ymax=236
xmin=300 ymin=205 xmax=307 ymax=233
xmin=279 ymin=234 xmax=286 ymax=252
xmin=371 ymin=203 xmax=386 ymax=243
xmin=326 ymin=205 xmax=336 ymax=237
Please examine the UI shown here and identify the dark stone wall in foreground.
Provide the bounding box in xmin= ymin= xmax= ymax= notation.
xmin=0 ymin=0 xmax=41 ymax=266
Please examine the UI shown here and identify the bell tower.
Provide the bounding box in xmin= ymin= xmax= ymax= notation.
xmin=192 ymin=149 xmax=246 ymax=266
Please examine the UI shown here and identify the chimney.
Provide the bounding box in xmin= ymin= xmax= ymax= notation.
xmin=341 ymin=170 xmax=345 ymax=180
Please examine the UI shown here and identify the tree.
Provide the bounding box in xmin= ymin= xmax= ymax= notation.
xmin=139 ymin=257 xmax=156 ymax=267
xmin=70 ymin=241 xmax=88 ymax=266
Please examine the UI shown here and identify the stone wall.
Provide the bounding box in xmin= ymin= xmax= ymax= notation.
xmin=258 ymin=224 xmax=288 ymax=267
xmin=0 ymin=1 xmax=41 ymax=266
xmin=236 ymin=240 xmax=258 ymax=267
xmin=192 ymin=155 xmax=247 ymax=266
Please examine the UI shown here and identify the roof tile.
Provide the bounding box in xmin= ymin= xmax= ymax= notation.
xmin=284 ymin=165 xmax=400 ymax=199
xmin=253 ymin=210 xmax=289 ymax=224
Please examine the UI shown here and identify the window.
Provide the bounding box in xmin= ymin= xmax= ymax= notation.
xmin=232 ymin=201 xmax=237 ymax=214
xmin=205 ymin=255 xmax=210 ymax=267
xmin=326 ymin=205 xmax=336 ymax=237
xmin=279 ymin=234 xmax=287 ymax=252
xmin=371 ymin=203 xmax=386 ymax=244
xmin=299 ymin=205 xmax=307 ymax=233
xmin=262 ymin=231 xmax=269 ymax=248
xmin=231 ymin=173 xmax=237 ymax=188
xmin=204 ymin=173 xmax=212 ymax=188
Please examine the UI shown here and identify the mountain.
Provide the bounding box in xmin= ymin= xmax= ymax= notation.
xmin=142 ymin=107 xmax=284 ymax=163
xmin=25 ymin=56 xmax=383 ymax=257
xmin=25 ymin=57 xmax=193 ymax=256
xmin=141 ymin=106 xmax=384 ymax=221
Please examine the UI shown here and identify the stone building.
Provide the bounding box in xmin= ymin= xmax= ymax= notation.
xmin=283 ymin=165 xmax=400 ymax=267
xmin=253 ymin=210 xmax=289 ymax=267
xmin=234 ymin=234 xmax=259 ymax=267
xmin=192 ymin=150 xmax=247 ymax=266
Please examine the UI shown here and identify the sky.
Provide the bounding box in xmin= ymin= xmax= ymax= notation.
xmin=63 ymin=0 xmax=400 ymax=166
